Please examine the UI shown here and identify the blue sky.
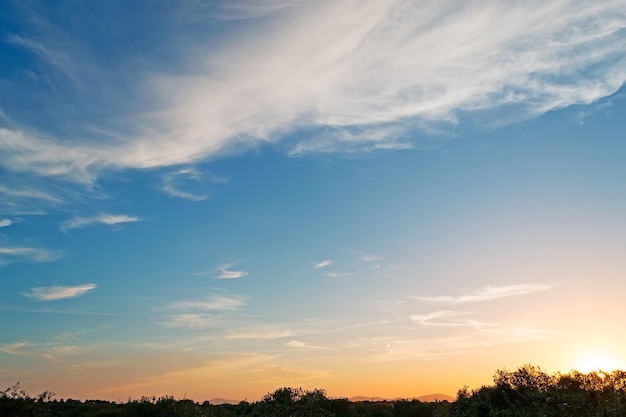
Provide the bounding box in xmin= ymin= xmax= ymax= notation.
xmin=1 ymin=0 xmax=626 ymax=401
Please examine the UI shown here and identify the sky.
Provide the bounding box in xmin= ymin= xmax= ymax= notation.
xmin=1 ymin=0 xmax=626 ymax=402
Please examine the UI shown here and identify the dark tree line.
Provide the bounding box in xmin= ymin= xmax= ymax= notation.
xmin=2 ymin=365 xmax=626 ymax=417
xmin=0 ymin=384 xmax=442 ymax=417
xmin=451 ymin=365 xmax=626 ymax=416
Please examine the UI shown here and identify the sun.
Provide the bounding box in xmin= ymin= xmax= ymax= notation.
xmin=575 ymin=350 xmax=625 ymax=373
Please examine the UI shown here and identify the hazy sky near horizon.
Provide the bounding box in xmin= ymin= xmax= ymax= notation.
xmin=1 ymin=0 xmax=626 ymax=401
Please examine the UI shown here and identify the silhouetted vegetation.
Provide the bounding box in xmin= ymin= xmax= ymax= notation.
xmin=2 ymin=365 xmax=626 ymax=416
xmin=451 ymin=364 xmax=626 ymax=416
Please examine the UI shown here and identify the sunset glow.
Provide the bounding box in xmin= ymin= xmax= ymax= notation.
xmin=575 ymin=350 xmax=625 ymax=374
xmin=1 ymin=0 xmax=625 ymax=402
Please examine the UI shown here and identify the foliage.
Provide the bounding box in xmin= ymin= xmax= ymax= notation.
xmin=450 ymin=364 xmax=626 ymax=417
xmin=0 ymin=384 xmax=447 ymax=417
xmin=2 ymin=366 xmax=625 ymax=417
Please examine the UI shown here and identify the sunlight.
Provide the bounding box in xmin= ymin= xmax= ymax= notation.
xmin=575 ymin=350 xmax=625 ymax=373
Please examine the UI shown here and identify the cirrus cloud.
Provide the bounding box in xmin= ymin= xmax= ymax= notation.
xmin=313 ymin=260 xmax=333 ymax=269
xmin=0 ymin=245 xmax=63 ymax=266
xmin=25 ymin=284 xmax=97 ymax=301
xmin=0 ymin=1 xmax=623 ymax=186
xmin=60 ymin=214 xmax=140 ymax=232
xmin=0 ymin=219 xmax=13 ymax=228
xmin=166 ymin=295 xmax=246 ymax=311
xmin=412 ymin=283 xmax=554 ymax=304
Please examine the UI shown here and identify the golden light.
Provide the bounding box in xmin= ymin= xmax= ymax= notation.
xmin=574 ymin=349 xmax=625 ymax=373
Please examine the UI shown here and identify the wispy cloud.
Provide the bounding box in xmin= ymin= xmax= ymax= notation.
xmin=135 ymin=1 xmax=626 ymax=162
xmin=0 ymin=128 xmax=102 ymax=184
xmin=352 ymin=250 xmax=382 ymax=262
xmin=60 ymin=214 xmax=140 ymax=231
xmin=412 ymin=283 xmax=553 ymax=304
xmin=409 ymin=310 xmax=470 ymax=327
xmin=361 ymin=254 xmax=382 ymax=263
xmin=361 ymin=316 xmax=556 ymax=362
xmin=160 ymin=314 xmax=219 ymax=329
xmin=192 ymin=262 xmax=248 ymax=279
xmin=7 ymin=34 xmax=76 ymax=79
xmin=159 ymin=294 xmax=245 ymax=328
xmin=216 ymin=264 xmax=248 ymax=279
xmin=0 ymin=340 xmax=88 ymax=364
xmin=0 ymin=341 xmax=31 ymax=356
xmin=162 ymin=186 xmax=206 ymax=201
xmin=285 ymin=340 xmax=337 ymax=351
xmin=0 ymin=342 xmax=58 ymax=362
xmin=0 ymin=2 xmax=622 ymax=184
xmin=313 ymin=260 xmax=332 ymax=269
xmin=0 ymin=219 xmax=13 ymax=228
xmin=162 ymin=167 xmax=229 ymax=201
xmin=468 ymin=320 xmax=558 ymax=342
xmin=288 ymin=125 xmax=413 ymax=156
xmin=407 ymin=310 xmax=558 ymax=347
xmin=0 ymin=245 xmax=63 ymax=266
xmin=332 ymin=320 xmax=389 ymax=333
xmin=354 ymin=335 xmax=484 ymax=362
xmin=325 ymin=272 xmax=351 ymax=278
xmin=166 ymin=295 xmax=245 ymax=311
xmin=226 ymin=329 xmax=294 ymax=340
xmin=95 ymin=353 xmax=282 ymax=395
xmin=0 ymin=182 xmax=63 ymax=203
xmin=204 ymin=0 xmax=302 ymax=20
xmin=25 ymin=284 xmax=97 ymax=301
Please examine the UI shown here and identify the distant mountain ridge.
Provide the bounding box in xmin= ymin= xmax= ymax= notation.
xmin=209 ymin=398 xmax=240 ymax=405
xmin=209 ymin=393 xmax=455 ymax=405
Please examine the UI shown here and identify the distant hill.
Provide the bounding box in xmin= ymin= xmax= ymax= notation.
xmin=209 ymin=398 xmax=240 ymax=405
xmin=349 ymin=393 xmax=455 ymax=403
xmin=415 ymin=393 xmax=455 ymax=402
xmin=348 ymin=396 xmax=389 ymax=402
xmin=209 ymin=393 xmax=455 ymax=405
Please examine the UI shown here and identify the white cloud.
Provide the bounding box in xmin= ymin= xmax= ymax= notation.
xmin=98 ymin=214 xmax=139 ymax=225
xmin=226 ymin=329 xmax=294 ymax=340
xmin=467 ymin=320 xmax=558 ymax=342
xmin=408 ymin=310 xmax=555 ymax=340
xmin=288 ymin=125 xmax=413 ymax=156
xmin=193 ymin=262 xmax=248 ymax=279
xmin=313 ymin=259 xmax=332 ymax=269
xmin=60 ymin=214 xmax=140 ymax=231
xmin=25 ymin=284 xmax=97 ymax=301
xmin=285 ymin=340 xmax=337 ymax=351
xmin=0 ymin=341 xmax=30 ymax=356
xmin=0 ymin=341 xmax=84 ymax=363
xmin=7 ymin=34 xmax=76 ymax=79
xmin=162 ymin=183 xmax=206 ymax=201
xmin=160 ymin=295 xmax=245 ymax=328
xmin=360 ymin=315 xmax=556 ymax=362
xmin=0 ymin=219 xmax=13 ymax=227
xmin=199 ymin=0 xmax=301 ymax=20
xmin=412 ymin=283 xmax=553 ymax=304
xmin=166 ymin=295 xmax=245 ymax=311
xmin=361 ymin=254 xmax=382 ymax=263
xmin=0 ymin=1 xmax=623 ymax=183
xmin=162 ymin=167 xmax=228 ymax=201
xmin=217 ymin=265 xmax=248 ymax=279
xmin=160 ymin=314 xmax=218 ymax=329
xmin=0 ymin=128 xmax=103 ymax=183
xmin=409 ymin=310 xmax=470 ymax=327
xmin=0 ymin=342 xmax=57 ymax=362
xmin=325 ymin=272 xmax=351 ymax=278
xmin=124 ymin=0 xmax=626 ymax=163
xmin=0 ymin=183 xmax=63 ymax=203
xmin=0 ymin=245 xmax=63 ymax=265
